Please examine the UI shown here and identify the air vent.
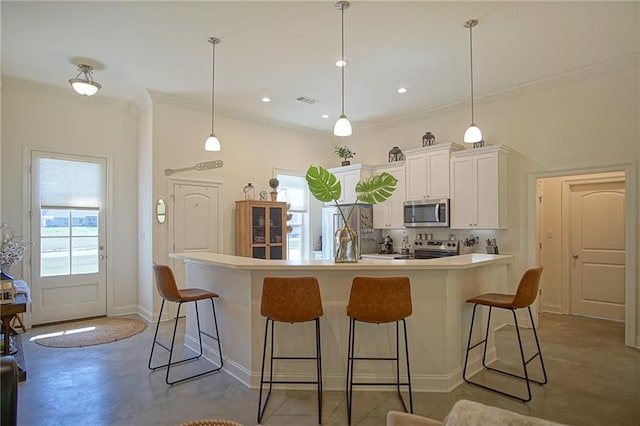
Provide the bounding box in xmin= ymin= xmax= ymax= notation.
xmin=295 ymin=95 xmax=319 ymax=104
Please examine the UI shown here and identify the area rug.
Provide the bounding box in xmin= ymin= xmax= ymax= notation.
xmin=32 ymin=317 xmax=147 ymax=348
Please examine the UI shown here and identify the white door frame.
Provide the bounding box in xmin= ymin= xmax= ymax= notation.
xmin=22 ymin=145 xmax=114 ymax=328
xmin=529 ymin=162 xmax=637 ymax=348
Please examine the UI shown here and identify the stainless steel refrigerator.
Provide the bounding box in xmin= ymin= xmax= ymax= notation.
xmin=321 ymin=204 xmax=381 ymax=260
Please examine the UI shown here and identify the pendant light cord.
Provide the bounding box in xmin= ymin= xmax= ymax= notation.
xmin=340 ymin=5 xmax=346 ymax=116
xmin=211 ymin=39 xmax=216 ymax=134
xmin=469 ymin=23 xmax=475 ymax=124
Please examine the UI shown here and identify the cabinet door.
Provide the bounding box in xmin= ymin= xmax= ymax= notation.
xmin=426 ymin=149 xmax=451 ymax=199
xmin=450 ymin=156 xmax=476 ymax=229
xmin=373 ymin=165 xmax=405 ymax=229
xmin=475 ymin=153 xmax=500 ymax=229
xmin=405 ymin=152 xmax=427 ymax=201
xmin=251 ymin=205 xmax=268 ymax=258
xmin=341 ymin=170 xmax=363 ymax=204
xmin=267 ymin=205 xmax=285 ymax=259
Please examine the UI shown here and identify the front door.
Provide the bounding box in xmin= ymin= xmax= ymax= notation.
xmin=570 ymin=181 xmax=626 ymax=320
xmin=30 ymin=151 xmax=107 ymax=324
xmin=171 ymin=181 xmax=221 ymax=286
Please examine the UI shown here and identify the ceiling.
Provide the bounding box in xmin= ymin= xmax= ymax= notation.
xmin=2 ymin=1 xmax=637 ymax=133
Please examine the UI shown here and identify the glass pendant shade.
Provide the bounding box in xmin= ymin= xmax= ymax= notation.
xmin=204 ymin=133 xmax=221 ymax=152
xmin=334 ymin=114 xmax=352 ymax=137
xmin=464 ymin=123 xmax=483 ymax=143
xmin=69 ymin=64 xmax=101 ymax=96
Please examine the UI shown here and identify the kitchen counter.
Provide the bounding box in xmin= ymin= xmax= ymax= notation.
xmin=169 ymin=251 xmax=514 ymax=392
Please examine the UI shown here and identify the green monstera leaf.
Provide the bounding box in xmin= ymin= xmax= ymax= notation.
xmin=355 ymin=172 xmax=398 ymax=204
xmin=306 ymin=165 xmax=342 ymax=203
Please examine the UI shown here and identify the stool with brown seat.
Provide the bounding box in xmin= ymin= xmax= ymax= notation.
xmin=346 ymin=276 xmax=413 ymax=425
xmin=463 ymin=266 xmax=548 ymax=402
xmin=148 ymin=264 xmax=223 ymax=385
xmin=257 ymin=276 xmax=324 ymax=424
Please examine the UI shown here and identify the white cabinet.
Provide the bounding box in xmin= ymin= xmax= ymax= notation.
xmin=404 ymin=143 xmax=464 ymax=201
xmin=450 ymin=145 xmax=508 ymax=229
xmin=373 ymin=163 xmax=406 ymax=229
xmin=327 ymin=164 xmax=373 ymax=205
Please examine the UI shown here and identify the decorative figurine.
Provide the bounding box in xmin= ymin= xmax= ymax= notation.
xmin=388 ymin=146 xmax=404 ymax=162
xmin=422 ymin=132 xmax=436 ymax=147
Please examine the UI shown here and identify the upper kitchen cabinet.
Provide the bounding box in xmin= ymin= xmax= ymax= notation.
xmin=372 ymin=162 xmax=406 ymax=229
xmin=404 ymin=143 xmax=465 ymax=201
xmin=450 ymin=145 xmax=509 ymax=229
xmin=327 ymin=164 xmax=374 ymax=205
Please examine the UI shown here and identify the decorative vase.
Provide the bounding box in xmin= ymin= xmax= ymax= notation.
xmin=270 ymin=192 xmax=278 ymax=201
xmin=0 ymin=264 xmax=13 ymax=281
xmin=341 ymin=160 xmax=351 ymax=166
xmin=334 ymin=226 xmax=358 ymax=263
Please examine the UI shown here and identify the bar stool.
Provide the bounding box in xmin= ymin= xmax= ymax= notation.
xmin=148 ymin=264 xmax=223 ymax=385
xmin=346 ymin=276 xmax=413 ymax=425
xmin=258 ymin=277 xmax=324 ymax=424
xmin=463 ymin=266 xmax=548 ymax=402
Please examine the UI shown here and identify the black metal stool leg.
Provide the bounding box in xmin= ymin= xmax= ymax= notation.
xmin=464 ymin=304 xmax=548 ymax=402
xmin=315 ymin=317 xmax=323 ymax=424
xmin=257 ymin=318 xmax=272 ymax=424
xmin=148 ymin=298 xmax=166 ymax=370
xmin=401 ymin=319 xmax=413 ymax=414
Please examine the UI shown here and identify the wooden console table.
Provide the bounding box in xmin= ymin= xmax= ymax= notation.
xmin=0 ymin=294 xmax=27 ymax=381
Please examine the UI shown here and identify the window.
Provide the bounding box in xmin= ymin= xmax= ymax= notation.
xmin=275 ymin=171 xmax=309 ymax=260
xmin=38 ymin=158 xmax=102 ymax=277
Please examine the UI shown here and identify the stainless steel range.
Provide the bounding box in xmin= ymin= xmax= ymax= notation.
xmin=413 ymin=239 xmax=459 ymax=259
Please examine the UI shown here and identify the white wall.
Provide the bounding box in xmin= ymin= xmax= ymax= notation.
xmin=1 ymin=78 xmax=139 ymax=317
xmin=346 ymin=63 xmax=640 ymax=345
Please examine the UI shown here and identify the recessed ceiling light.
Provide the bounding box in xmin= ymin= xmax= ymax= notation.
xmin=397 ymin=87 xmax=408 ymax=94
xmin=336 ymin=59 xmax=348 ymax=67
xmin=261 ymin=97 xmax=271 ymax=103
xmin=321 ymin=114 xmax=329 ymax=119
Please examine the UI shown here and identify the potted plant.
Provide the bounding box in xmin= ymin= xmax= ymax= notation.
xmin=306 ymin=165 xmax=397 ymax=263
xmin=334 ymin=145 xmax=356 ymax=166
xmin=268 ymin=178 xmax=279 ymax=201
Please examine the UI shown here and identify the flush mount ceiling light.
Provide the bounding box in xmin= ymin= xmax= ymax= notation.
xmin=336 ymin=59 xmax=348 ymax=67
xmin=463 ymin=19 xmax=484 ymax=148
xmin=204 ymin=37 xmax=222 ymax=152
xmin=397 ymin=87 xmax=408 ymax=94
xmin=333 ymin=1 xmax=352 ymax=137
xmin=68 ymin=64 xmax=101 ymax=96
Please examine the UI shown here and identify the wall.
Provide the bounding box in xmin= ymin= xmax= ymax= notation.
xmin=138 ymin=95 xmax=333 ymax=321
xmin=346 ymin=64 xmax=640 ymax=346
xmin=1 ymin=78 xmax=139 ymax=317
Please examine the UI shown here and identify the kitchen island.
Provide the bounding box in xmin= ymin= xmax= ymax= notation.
xmin=169 ymin=252 xmax=514 ymax=392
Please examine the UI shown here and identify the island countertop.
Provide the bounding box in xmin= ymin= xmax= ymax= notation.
xmin=168 ymin=251 xmax=515 ymax=392
xmin=170 ymin=251 xmax=514 ymax=271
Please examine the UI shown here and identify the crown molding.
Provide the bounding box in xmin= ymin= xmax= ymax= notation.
xmin=359 ymin=53 xmax=640 ymax=132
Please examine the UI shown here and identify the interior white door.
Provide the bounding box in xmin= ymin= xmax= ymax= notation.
xmin=171 ymin=182 xmax=221 ymax=286
xmin=570 ymin=181 xmax=625 ymax=320
xmin=30 ymin=151 xmax=107 ymax=324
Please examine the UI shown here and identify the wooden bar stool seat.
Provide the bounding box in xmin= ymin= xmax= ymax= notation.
xmin=463 ymin=266 xmax=548 ymax=402
xmin=258 ymin=277 xmax=324 ymax=424
xmin=148 ymin=264 xmax=223 ymax=385
xmin=346 ymin=276 xmax=413 ymax=425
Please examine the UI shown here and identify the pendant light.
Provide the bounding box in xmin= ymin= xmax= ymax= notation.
xmin=69 ymin=64 xmax=101 ymax=96
xmin=334 ymin=1 xmax=352 ymax=137
xmin=204 ymin=37 xmax=222 ymax=152
xmin=463 ymin=19 xmax=484 ymax=148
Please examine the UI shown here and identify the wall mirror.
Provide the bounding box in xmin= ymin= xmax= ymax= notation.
xmin=156 ymin=198 xmax=167 ymax=224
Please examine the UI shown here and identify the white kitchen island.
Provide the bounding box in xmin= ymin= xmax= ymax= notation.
xmin=169 ymin=252 xmax=514 ymax=392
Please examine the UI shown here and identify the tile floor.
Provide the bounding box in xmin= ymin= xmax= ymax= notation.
xmin=14 ymin=313 xmax=640 ymax=425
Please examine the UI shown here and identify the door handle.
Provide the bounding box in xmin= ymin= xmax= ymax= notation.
xmin=572 ymin=254 xmax=579 ymax=259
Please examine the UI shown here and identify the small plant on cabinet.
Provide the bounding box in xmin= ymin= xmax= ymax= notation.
xmin=334 ymin=145 xmax=356 ymax=166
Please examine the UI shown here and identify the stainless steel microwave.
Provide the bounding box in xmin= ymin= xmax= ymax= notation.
xmin=403 ymin=199 xmax=449 ymax=228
